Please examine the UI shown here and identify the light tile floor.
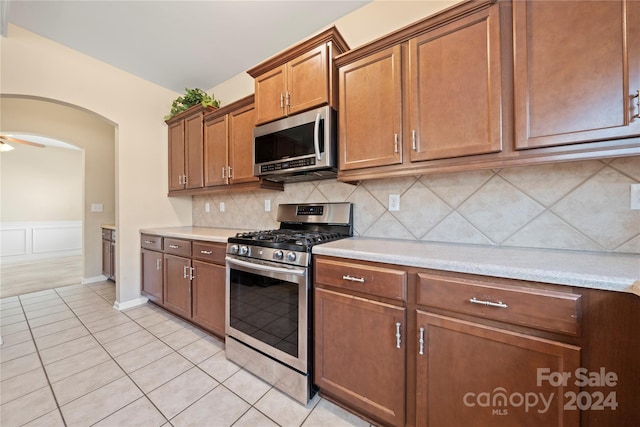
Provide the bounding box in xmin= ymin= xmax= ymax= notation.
xmin=0 ymin=282 xmax=371 ymax=427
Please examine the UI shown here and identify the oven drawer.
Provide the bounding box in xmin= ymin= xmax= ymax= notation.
xmin=141 ymin=234 xmax=162 ymax=251
xmin=315 ymin=258 xmax=407 ymax=302
xmin=192 ymin=241 xmax=225 ymax=264
xmin=164 ymin=238 xmax=191 ymax=257
xmin=417 ymin=273 xmax=581 ymax=335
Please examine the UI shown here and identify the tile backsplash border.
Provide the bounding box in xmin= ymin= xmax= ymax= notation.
xmin=193 ymin=156 xmax=640 ymax=254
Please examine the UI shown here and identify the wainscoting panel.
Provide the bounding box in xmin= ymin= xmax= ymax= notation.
xmin=0 ymin=221 xmax=82 ymax=264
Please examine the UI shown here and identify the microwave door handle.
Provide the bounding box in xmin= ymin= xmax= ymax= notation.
xmin=314 ymin=112 xmax=322 ymax=160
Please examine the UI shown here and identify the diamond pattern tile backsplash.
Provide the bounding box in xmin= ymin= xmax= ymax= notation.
xmin=193 ymin=157 xmax=640 ymax=254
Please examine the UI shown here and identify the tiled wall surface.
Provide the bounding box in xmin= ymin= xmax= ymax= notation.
xmin=193 ymin=157 xmax=640 ymax=254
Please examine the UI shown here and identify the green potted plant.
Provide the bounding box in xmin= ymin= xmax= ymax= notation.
xmin=165 ymin=88 xmax=221 ymax=121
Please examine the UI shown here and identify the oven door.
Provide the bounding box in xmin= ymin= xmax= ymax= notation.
xmin=225 ymin=255 xmax=309 ymax=373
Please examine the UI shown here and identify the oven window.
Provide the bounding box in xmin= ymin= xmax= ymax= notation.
xmin=229 ymin=269 xmax=299 ymax=357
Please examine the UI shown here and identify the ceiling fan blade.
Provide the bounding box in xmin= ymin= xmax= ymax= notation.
xmin=0 ymin=135 xmax=46 ymax=148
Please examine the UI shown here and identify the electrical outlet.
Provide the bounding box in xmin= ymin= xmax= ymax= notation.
xmin=631 ymin=184 xmax=640 ymax=210
xmin=265 ymin=199 xmax=271 ymax=212
xmin=389 ymin=194 xmax=400 ymax=211
xmin=219 ymin=202 xmax=225 ymax=212
xmin=91 ymin=203 xmax=103 ymax=212
xmin=205 ymin=202 xmax=210 ymax=213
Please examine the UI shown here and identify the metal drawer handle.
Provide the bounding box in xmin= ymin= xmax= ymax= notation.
xmin=396 ymin=322 xmax=402 ymax=349
xmin=144 ymin=240 xmax=155 ymax=244
xmin=190 ymin=267 xmax=195 ymax=280
xmin=633 ymin=89 xmax=640 ymax=119
xmin=200 ymin=250 xmax=213 ymax=255
xmin=169 ymin=244 xmax=180 ymax=249
xmin=342 ymin=275 xmax=365 ymax=283
xmin=183 ymin=265 xmax=188 ymax=279
xmin=156 ymin=259 xmax=162 ymax=271
xmin=469 ymin=297 xmax=508 ymax=309
xmin=419 ymin=327 xmax=425 ymax=355
xmin=411 ymin=130 xmax=417 ymax=150
xmin=393 ymin=133 xmax=399 ymax=153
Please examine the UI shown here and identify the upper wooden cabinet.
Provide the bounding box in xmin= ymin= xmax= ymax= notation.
xmin=248 ymin=27 xmax=349 ymax=125
xmin=513 ymin=0 xmax=640 ymax=150
xmin=166 ymin=105 xmax=216 ymax=194
xmin=203 ymin=95 xmax=283 ymax=191
xmin=337 ymin=0 xmax=505 ymax=177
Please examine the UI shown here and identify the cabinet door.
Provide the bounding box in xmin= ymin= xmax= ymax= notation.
xmin=228 ymin=103 xmax=259 ymax=185
xmin=315 ymin=287 xmax=406 ymax=426
xmin=339 ymin=46 xmax=403 ymax=170
xmin=513 ymin=0 xmax=640 ymax=149
xmin=408 ymin=5 xmax=502 ymax=161
xmin=102 ymin=239 xmax=111 ymax=278
xmin=287 ymin=44 xmax=328 ymax=116
xmin=415 ymin=311 xmax=580 ymax=427
xmin=110 ymin=241 xmax=116 ymax=281
xmin=204 ymin=114 xmax=228 ymax=187
xmin=163 ymin=254 xmax=191 ymax=318
xmin=168 ymin=120 xmax=185 ymax=191
xmin=141 ymin=249 xmax=163 ymax=304
xmin=191 ymin=260 xmax=226 ymax=337
xmin=184 ymin=112 xmax=204 ymax=189
xmin=255 ymin=64 xmax=287 ymax=125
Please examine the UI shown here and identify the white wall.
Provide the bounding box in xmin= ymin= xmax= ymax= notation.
xmin=1 ymin=24 xmax=191 ymax=306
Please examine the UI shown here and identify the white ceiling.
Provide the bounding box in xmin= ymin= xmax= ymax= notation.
xmin=5 ymin=0 xmax=370 ymax=93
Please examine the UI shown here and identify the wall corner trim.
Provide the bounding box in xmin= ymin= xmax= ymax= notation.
xmin=113 ymin=296 xmax=149 ymax=311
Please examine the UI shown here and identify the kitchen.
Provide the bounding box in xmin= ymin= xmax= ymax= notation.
xmin=1 ymin=0 xmax=639 ymax=426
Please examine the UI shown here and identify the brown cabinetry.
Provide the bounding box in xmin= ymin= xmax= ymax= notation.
xmin=166 ymin=105 xmax=216 ymax=194
xmin=314 ymin=257 xmax=408 ymax=426
xmin=101 ymin=227 xmax=115 ymax=281
xmin=513 ymin=0 xmax=640 ymax=150
xmin=338 ymin=2 xmax=503 ymax=175
xmin=140 ymin=234 xmax=227 ymax=337
xmin=248 ymin=27 xmax=349 ymax=126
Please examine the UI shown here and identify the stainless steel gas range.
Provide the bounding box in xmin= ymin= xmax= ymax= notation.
xmin=225 ymin=202 xmax=353 ymax=404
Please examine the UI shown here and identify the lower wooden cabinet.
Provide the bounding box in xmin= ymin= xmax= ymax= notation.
xmin=315 ymin=288 xmax=407 ymax=427
xmin=140 ymin=234 xmax=227 ymax=338
xmin=191 ymin=260 xmax=226 ymax=337
xmin=416 ymin=311 xmax=580 ymax=427
xmin=141 ymin=248 xmax=163 ymax=304
xmin=163 ymin=254 xmax=192 ymax=318
xmin=102 ymin=228 xmax=115 ymax=281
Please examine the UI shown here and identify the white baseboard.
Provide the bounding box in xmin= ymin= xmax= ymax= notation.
xmin=113 ymin=296 xmax=149 ymax=311
xmin=82 ymin=275 xmax=108 ymax=284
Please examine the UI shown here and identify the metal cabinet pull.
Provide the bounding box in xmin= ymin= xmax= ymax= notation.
xmin=169 ymin=244 xmax=180 ymax=249
xmin=411 ymin=130 xmax=417 ymax=150
xmin=178 ymin=175 xmax=183 ymax=185
xmin=469 ymin=297 xmax=508 ymax=309
xmin=228 ymin=166 xmax=233 ymax=178
xmin=200 ymin=250 xmax=213 ymax=255
xmin=183 ymin=265 xmax=188 ymax=279
xmin=156 ymin=259 xmax=162 ymax=271
xmin=285 ymin=90 xmax=290 ymax=107
xmin=342 ymin=274 xmax=365 ymax=283
xmin=222 ymin=167 xmax=226 ymax=179
xmin=393 ymin=133 xmax=399 ymax=153
xmin=419 ymin=327 xmax=425 ymax=355
xmin=189 ymin=267 xmax=195 ymax=280
xmin=395 ymin=322 xmax=402 ymax=349
xmin=280 ymin=93 xmax=284 ymax=109
xmin=144 ymin=240 xmax=155 ymax=244
xmin=633 ymin=89 xmax=640 ymax=119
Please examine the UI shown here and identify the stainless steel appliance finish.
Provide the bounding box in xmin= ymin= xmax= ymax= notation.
xmin=225 ymin=202 xmax=352 ymax=404
xmin=253 ymin=106 xmax=337 ymax=183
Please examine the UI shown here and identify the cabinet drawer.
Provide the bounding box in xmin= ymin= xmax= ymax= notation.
xmin=164 ymin=238 xmax=191 ymax=257
xmin=315 ymin=258 xmax=407 ymax=302
xmin=192 ymin=241 xmax=226 ymax=264
xmin=141 ymin=234 xmax=163 ymax=251
xmin=417 ymin=273 xmax=581 ymax=335
xmin=102 ymin=229 xmax=113 ymax=240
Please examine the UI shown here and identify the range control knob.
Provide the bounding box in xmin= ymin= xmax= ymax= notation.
xmin=273 ymin=250 xmax=284 ymax=260
xmin=286 ymin=252 xmax=297 ymax=262
xmin=239 ymin=246 xmax=249 ymax=256
xmin=229 ymin=245 xmax=239 ymax=254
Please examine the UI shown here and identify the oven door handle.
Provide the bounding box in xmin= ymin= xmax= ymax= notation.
xmin=226 ymin=256 xmax=306 ymax=276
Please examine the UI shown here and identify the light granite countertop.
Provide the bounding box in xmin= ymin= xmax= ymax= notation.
xmin=139 ymin=226 xmax=247 ymax=244
xmin=312 ymin=237 xmax=640 ymax=295
xmin=102 ymin=224 xmax=116 ymax=230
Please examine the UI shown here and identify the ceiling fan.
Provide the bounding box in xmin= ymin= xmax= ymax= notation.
xmin=0 ymin=134 xmax=46 ymax=151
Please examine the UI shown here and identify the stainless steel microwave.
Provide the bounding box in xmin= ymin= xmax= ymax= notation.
xmin=253 ymin=106 xmax=337 ymax=182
